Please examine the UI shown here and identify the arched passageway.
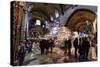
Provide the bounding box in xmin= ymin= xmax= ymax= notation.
xmin=65 ymin=9 xmax=96 ymax=34
xmin=11 ymin=1 xmax=97 ymax=66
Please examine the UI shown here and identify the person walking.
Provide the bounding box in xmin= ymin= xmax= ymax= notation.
xmin=82 ymin=37 xmax=90 ymax=60
xmin=49 ymin=38 xmax=55 ymax=53
xmin=73 ymin=38 xmax=79 ymax=58
xmin=67 ymin=38 xmax=72 ymax=56
xmin=64 ymin=39 xmax=68 ymax=55
xmin=18 ymin=40 xmax=26 ymax=65
xmin=78 ymin=38 xmax=83 ymax=59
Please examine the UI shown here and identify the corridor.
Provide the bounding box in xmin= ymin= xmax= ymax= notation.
xmin=11 ymin=1 xmax=97 ymax=66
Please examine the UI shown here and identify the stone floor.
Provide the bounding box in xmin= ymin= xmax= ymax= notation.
xmin=23 ymin=42 xmax=97 ymax=65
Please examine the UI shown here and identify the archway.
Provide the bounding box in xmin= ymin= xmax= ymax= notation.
xmin=65 ymin=9 xmax=97 ymax=34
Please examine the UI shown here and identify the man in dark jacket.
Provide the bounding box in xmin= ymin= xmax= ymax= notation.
xmin=82 ymin=37 xmax=90 ymax=60
xmin=40 ymin=39 xmax=45 ymax=55
xmin=64 ymin=39 xmax=68 ymax=55
xmin=18 ymin=40 xmax=26 ymax=65
xmin=73 ymin=38 xmax=79 ymax=58
xmin=78 ymin=38 xmax=83 ymax=59
xmin=49 ymin=38 xmax=55 ymax=53
xmin=67 ymin=39 xmax=72 ymax=56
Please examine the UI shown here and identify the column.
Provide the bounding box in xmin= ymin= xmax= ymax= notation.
xmin=93 ymin=18 xmax=97 ymax=34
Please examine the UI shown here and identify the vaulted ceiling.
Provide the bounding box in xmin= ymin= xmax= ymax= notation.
xmin=26 ymin=2 xmax=72 ymax=21
xmin=26 ymin=2 xmax=73 ymax=35
xmin=24 ymin=2 xmax=97 ymax=34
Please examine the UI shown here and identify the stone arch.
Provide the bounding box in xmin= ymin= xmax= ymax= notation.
xmin=65 ymin=9 xmax=96 ymax=33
